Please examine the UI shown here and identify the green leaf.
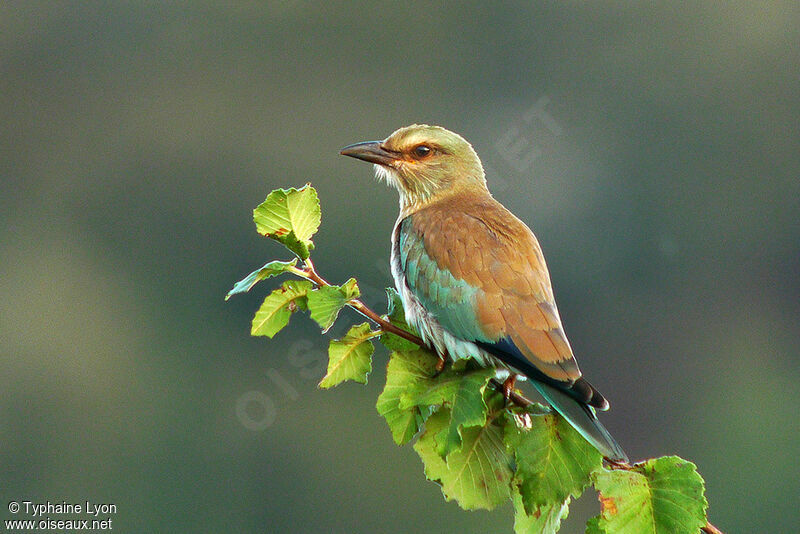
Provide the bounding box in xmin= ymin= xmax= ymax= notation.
xmin=590 ymin=456 xmax=708 ymax=534
xmin=585 ymin=516 xmax=604 ymax=534
xmin=376 ymin=348 xmax=439 ymax=445
xmin=318 ymin=322 xmax=376 ymax=388
xmin=513 ymin=491 xmax=570 ymax=534
xmin=400 ymin=367 xmax=496 ymax=457
xmin=226 ymin=259 xmax=298 ymax=300
xmin=505 ymin=410 xmax=603 ymax=513
xmin=253 ymin=185 xmax=321 ymax=260
xmin=306 ymin=278 xmax=360 ymax=333
xmin=251 ymin=280 xmax=311 ymax=338
xmin=414 ymin=406 xmax=513 ymax=510
xmin=379 ymin=288 xmax=420 ymax=351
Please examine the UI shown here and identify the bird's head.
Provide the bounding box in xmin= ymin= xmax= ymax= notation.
xmin=340 ymin=124 xmax=487 ymax=210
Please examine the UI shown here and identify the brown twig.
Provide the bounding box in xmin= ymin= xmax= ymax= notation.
xmin=300 ymin=259 xmax=425 ymax=346
xmin=299 ymin=259 xmax=534 ymax=408
xmin=701 ymin=521 xmax=725 ymax=534
xmin=350 ymin=299 xmax=423 ymax=345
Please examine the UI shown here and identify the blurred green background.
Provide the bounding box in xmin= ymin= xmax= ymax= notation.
xmin=2 ymin=2 xmax=798 ymax=532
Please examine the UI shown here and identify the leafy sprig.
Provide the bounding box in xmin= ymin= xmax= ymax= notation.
xmin=228 ymin=184 xmax=724 ymax=534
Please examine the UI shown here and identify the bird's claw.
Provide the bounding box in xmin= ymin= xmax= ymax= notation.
xmin=502 ymin=374 xmax=518 ymax=407
xmin=431 ymin=355 xmax=447 ymax=377
xmin=430 ymin=349 xmax=449 ymax=377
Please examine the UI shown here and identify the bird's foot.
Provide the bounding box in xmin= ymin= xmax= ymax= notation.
xmin=431 ymin=351 xmax=449 ymax=377
xmin=431 ymin=355 xmax=447 ymax=377
xmin=502 ymin=374 xmax=518 ymax=406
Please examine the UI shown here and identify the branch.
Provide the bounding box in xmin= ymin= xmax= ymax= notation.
xmin=701 ymin=522 xmax=725 ymax=534
xmin=299 ymin=259 xmax=534 ymax=408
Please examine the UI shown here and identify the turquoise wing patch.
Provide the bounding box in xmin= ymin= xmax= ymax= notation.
xmin=398 ymin=218 xmax=492 ymax=344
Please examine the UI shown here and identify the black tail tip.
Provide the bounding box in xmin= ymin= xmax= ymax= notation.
xmin=572 ymin=377 xmax=610 ymax=411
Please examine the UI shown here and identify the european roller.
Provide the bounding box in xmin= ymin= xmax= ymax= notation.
xmin=341 ymin=124 xmax=627 ymax=462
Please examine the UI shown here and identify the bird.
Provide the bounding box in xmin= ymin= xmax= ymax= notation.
xmin=340 ymin=124 xmax=627 ymax=462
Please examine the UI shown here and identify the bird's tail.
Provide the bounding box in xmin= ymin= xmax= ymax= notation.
xmin=532 ymin=381 xmax=629 ymax=463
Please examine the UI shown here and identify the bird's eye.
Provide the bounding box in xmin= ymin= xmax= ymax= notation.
xmin=412 ymin=145 xmax=432 ymax=159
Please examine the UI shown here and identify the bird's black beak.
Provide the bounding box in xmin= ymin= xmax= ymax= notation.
xmin=340 ymin=141 xmax=397 ymax=165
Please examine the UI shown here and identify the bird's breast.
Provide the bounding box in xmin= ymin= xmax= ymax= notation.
xmin=390 ymin=216 xmax=506 ymax=374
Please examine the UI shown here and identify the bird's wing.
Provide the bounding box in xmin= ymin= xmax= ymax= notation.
xmin=399 ymin=192 xmax=581 ymax=383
